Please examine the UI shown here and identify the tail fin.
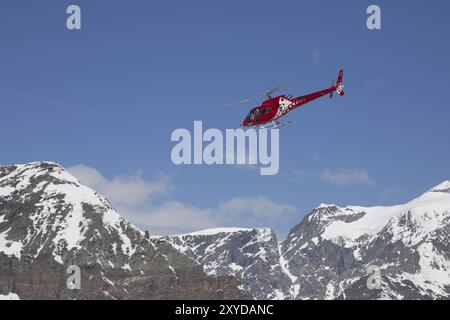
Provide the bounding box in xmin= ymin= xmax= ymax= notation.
xmin=335 ymin=69 xmax=344 ymax=96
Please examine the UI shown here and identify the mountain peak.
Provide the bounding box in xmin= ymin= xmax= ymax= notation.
xmin=0 ymin=161 xmax=80 ymax=191
xmin=1 ymin=160 xmax=139 ymax=262
xmin=428 ymin=180 xmax=450 ymax=193
xmin=317 ymin=203 xmax=338 ymax=209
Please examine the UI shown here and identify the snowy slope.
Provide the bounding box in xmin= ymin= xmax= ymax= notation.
xmin=0 ymin=292 xmax=20 ymax=300
xmin=320 ymin=186 xmax=450 ymax=247
xmin=281 ymin=181 xmax=450 ymax=299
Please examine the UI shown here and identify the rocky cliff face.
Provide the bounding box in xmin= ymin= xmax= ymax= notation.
xmin=164 ymin=227 xmax=297 ymax=300
xmin=0 ymin=162 xmax=247 ymax=300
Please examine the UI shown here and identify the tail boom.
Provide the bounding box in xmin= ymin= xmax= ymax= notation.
xmin=287 ymin=69 xmax=345 ymax=110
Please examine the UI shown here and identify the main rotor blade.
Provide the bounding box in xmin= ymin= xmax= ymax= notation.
xmin=220 ymin=81 xmax=290 ymax=108
xmin=224 ymin=98 xmax=253 ymax=107
xmin=264 ymin=82 xmax=289 ymax=97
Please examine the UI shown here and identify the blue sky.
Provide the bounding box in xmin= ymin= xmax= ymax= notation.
xmin=1 ymin=0 xmax=450 ymax=237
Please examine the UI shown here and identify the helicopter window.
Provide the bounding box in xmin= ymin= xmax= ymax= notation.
xmin=246 ymin=109 xmax=263 ymax=121
xmin=262 ymin=107 xmax=272 ymax=114
xmin=254 ymin=109 xmax=260 ymax=120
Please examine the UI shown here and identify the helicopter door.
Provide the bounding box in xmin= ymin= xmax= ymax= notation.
xmin=254 ymin=109 xmax=261 ymax=122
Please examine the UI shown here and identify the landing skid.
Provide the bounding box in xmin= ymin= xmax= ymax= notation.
xmin=258 ymin=120 xmax=292 ymax=130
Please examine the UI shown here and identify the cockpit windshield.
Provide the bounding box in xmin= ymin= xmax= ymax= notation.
xmin=245 ymin=109 xmax=260 ymax=121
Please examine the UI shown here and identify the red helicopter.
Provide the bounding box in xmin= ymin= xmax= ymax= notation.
xmin=235 ymin=69 xmax=344 ymax=129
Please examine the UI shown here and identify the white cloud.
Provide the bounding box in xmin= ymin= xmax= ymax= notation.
xmin=68 ymin=164 xmax=296 ymax=236
xmin=121 ymin=202 xmax=220 ymax=236
xmin=68 ymin=164 xmax=172 ymax=206
xmin=68 ymin=165 xmax=216 ymax=235
xmin=320 ymin=168 xmax=374 ymax=186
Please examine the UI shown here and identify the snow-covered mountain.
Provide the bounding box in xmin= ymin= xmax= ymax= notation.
xmin=1 ymin=161 xmax=449 ymax=300
xmin=164 ymin=227 xmax=298 ymax=300
xmin=166 ymin=182 xmax=450 ymax=300
xmin=282 ymin=181 xmax=450 ymax=299
xmin=0 ymin=162 xmax=247 ymax=300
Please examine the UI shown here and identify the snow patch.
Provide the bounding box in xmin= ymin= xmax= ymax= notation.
xmin=121 ymin=263 xmax=132 ymax=271
xmin=178 ymin=227 xmax=253 ymax=237
xmin=0 ymin=186 xmax=14 ymax=197
xmin=0 ymin=293 xmax=20 ymax=300
xmin=0 ymin=228 xmax=23 ymax=259
xmin=428 ymin=181 xmax=450 ymax=193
